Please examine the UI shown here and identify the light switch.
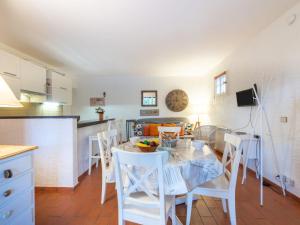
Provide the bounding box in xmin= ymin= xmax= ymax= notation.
xmin=280 ymin=116 xmax=288 ymax=123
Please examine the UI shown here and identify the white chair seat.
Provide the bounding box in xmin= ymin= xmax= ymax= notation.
xmin=193 ymin=174 xmax=229 ymax=198
xmin=199 ymin=174 xmax=229 ymax=191
xmin=124 ymin=193 xmax=173 ymax=221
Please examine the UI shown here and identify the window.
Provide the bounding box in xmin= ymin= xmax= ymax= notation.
xmin=214 ymin=72 xmax=227 ymax=95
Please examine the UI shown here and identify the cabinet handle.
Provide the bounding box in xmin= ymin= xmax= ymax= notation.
xmin=60 ymin=87 xmax=67 ymax=90
xmin=2 ymin=210 xmax=13 ymax=219
xmin=3 ymin=72 xmax=17 ymax=77
xmin=3 ymin=169 xmax=13 ymax=179
xmin=3 ymin=189 xmax=12 ymax=197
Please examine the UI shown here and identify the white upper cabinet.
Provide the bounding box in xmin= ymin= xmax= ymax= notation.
xmin=0 ymin=50 xmax=20 ymax=78
xmin=20 ymin=59 xmax=46 ymax=94
xmin=47 ymin=70 xmax=72 ymax=105
xmin=0 ymin=50 xmax=21 ymax=99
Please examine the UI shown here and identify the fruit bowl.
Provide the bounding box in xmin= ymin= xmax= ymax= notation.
xmin=137 ymin=145 xmax=158 ymax=152
xmin=136 ymin=139 xmax=159 ymax=153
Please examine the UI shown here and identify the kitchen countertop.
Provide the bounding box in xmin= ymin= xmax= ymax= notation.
xmin=0 ymin=115 xmax=80 ymax=120
xmin=77 ymin=118 xmax=115 ymax=128
xmin=0 ymin=145 xmax=38 ymax=160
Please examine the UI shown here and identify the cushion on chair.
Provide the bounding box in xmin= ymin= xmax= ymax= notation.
xmin=198 ymin=174 xmax=229 ymax=191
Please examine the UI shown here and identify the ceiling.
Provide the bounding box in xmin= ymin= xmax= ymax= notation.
xmin=0 ymin=0 xmax=298 ymax=77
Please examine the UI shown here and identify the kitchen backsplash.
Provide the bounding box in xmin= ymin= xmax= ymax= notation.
xmin=0 ymin=102 xmax=63 ymax=116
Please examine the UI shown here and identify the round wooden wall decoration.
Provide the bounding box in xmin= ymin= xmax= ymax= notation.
xmin=165 ymin=89 xmax=189 ymax=112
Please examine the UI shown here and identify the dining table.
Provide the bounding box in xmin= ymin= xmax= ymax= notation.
xmin=112 ymin=139 xmax=224 ymax=225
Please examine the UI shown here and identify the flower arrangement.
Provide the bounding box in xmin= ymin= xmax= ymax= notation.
xmin=95 ymin=106 xmax=105 ymax=113
xmin=95 ymin=106 xmax=105 ymax=121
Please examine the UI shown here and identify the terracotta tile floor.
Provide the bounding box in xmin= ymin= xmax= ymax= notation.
xmin=36 ymin=166 xmax=300 ymax=225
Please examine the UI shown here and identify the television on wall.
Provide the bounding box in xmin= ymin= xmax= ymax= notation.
xmin=236 ymin=84 xmax=257 ymax=107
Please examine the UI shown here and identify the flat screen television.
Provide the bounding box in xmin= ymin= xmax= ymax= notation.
xmin=236 ymin=84 xmax=257 ymax=107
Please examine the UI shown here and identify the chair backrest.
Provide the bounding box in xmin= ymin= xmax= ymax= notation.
xmin=197 ymin=125 xmax=216 ymax=141
xmin=97 ymin=129 xmax=118 ymax=174
xmin=108 ymin=120 xmax=123 ymax=144
xmin=158 ymin=126 xmax=181 ymax=139
xmin=113 ymin=150 xmax=169 ymax=223
xmin=222 ymin=133 xmax=242 ymax=194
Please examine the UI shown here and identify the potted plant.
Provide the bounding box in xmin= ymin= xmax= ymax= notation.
xmin=95 ymin=106 xmax=105 ymax=121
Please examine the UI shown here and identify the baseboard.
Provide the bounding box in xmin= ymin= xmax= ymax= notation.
xmin=214 ymin=148 xmax=300 ymax=203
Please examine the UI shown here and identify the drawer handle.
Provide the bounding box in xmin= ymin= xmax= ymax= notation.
xmin=2 ymin=210 xmax=13 ymax=219
xmin=3 ymin=189 xmax=12 ymax=197
xmin=3 ymin=169 xmax=13 ymax=179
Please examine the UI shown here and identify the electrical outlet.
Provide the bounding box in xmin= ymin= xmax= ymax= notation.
xmin=280 ymin=116 xmax=288 ymax=123
xmin=282 ymin=175 xmax=295 ymax=187
xmin=289 ymin=179 xmax=295 ymax=187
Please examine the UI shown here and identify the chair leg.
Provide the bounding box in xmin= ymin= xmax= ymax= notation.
xmin=171 ymin=197 xmax=176 ymax=225
xmin=88 ymin=138 xmax=92 ymax=175
xmin=186 ymin=193 xmax=193 ymax=225
xmin=101 ymin=176 xmax=106 ymax=204
xmin=228 ymin=197 xmax=236 ymax=225
xmin=96 ymin=157 xmax=99 ymax=168
xmin=221 ymin=198 xmax=227 ymax=213
xmin=118 ymin=216 xmax=124 ymax=225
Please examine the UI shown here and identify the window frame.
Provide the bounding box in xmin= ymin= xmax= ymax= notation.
xmin=214 ymin=71 xmax=227 ymax=96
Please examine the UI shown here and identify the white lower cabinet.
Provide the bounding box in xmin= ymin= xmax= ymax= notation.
xmin=0 ymin=152 xmax=35 ymax=225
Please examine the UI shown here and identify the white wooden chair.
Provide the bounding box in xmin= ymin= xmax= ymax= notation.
xmin=97 ymin=129 xmax=118 ymax=204
xmin=108 ymin=119 xmax=124 ymax=144
xmin=88 ymin=125 xmax=107 ymax=175
xmin=158 ymin=126 xmax=181 ymax=140
xmin=186 ymin=133 xmax=242 ymax=225
xmin=193 ymin=125 xmax=217 ymax=148
xmin=113 ymin=150 xmax=176 ymax=225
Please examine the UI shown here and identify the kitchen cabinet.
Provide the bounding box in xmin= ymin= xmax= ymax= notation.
xmin=47 ymin=70 xmax=72 ymax=105
xmin=0 ymin=145 xmax=37 ymax=225
xmin=0 ymin=50 xmax=20 ymax=78
xmin=0 ymin=50 xmax=21 ymax=99
xmin=20 ymin=59 xmax=46 ymax=94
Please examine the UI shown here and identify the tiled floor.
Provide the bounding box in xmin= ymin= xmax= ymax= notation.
xmin=36 ymin=166 xmax=300 ymax=225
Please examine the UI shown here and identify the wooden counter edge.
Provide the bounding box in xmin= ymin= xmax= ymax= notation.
xmin=0 ymin=145 xmax=38 ymax=160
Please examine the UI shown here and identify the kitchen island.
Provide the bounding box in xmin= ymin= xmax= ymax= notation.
xmin=0 ymin=116 xmax=114 ymax=189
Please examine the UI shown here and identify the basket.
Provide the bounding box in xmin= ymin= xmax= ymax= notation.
xmin=137 ymin=146 xmax=158 ymax=152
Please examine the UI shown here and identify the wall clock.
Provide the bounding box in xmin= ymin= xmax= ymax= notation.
xmin=165 ymin=89 xmax=189 ymax=112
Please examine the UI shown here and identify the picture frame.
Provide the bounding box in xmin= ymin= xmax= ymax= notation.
xmin=141 ymin=90 xmax=157 ymax=107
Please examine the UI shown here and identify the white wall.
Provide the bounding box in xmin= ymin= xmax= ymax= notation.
xmin=207 ymin=3 xmax=300 ymax=196
xmin=72 ymin=75 xmax=211 ymax=124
